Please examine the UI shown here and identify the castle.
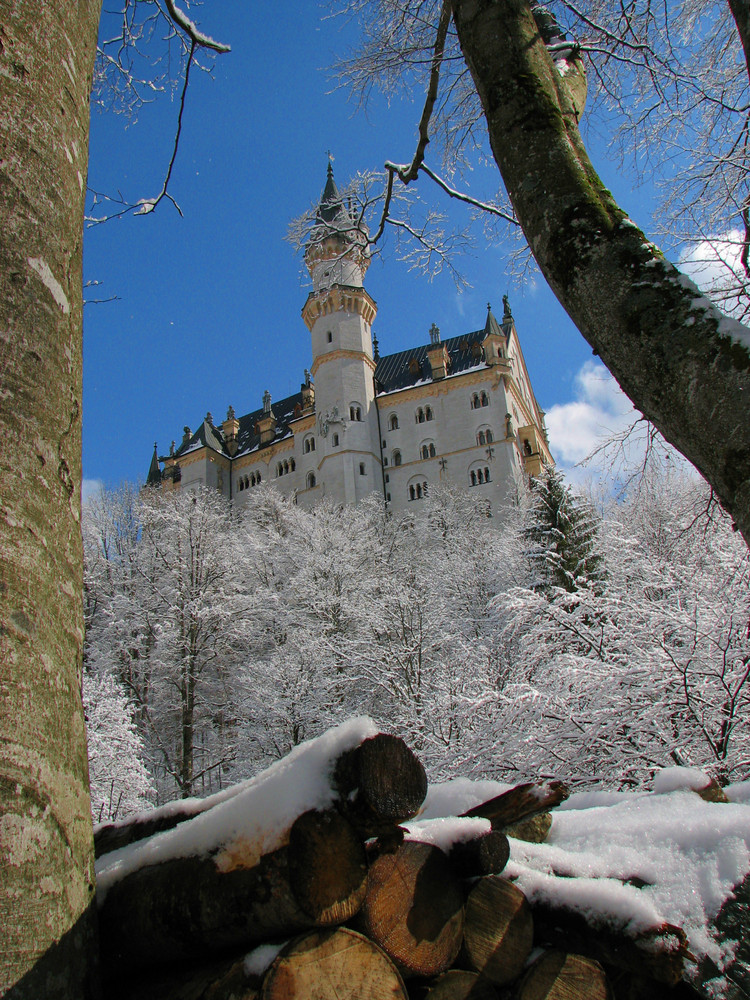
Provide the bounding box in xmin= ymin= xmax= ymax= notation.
xmin=147 ymin=165 xmax=553 ymax=513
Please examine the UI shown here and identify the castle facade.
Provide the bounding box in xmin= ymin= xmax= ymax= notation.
xmin=148 ymin=166 xmax=553 ymax=513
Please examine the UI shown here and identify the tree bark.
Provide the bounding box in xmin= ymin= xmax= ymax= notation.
xmin=358 ymin=840 xmax=465 ymax=978
xmin=451 ymin=0 xmax=750 ymax=547
xmin=460 ymin=780 xmax=568 ymax=830
xmin=0 ymin=3 xmax=101 ymax=996
xmin=260 ymin=928 xmax=409 ymax=1000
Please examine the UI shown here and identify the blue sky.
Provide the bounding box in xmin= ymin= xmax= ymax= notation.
xmin=83 ymin=1 xmax=658 ymax=493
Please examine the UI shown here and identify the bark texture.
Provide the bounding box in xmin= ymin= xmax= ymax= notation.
xmin=451 ymin=0 xmax=750 ymax=547
xmin=0 ymin=3 xmax=101 ymax=995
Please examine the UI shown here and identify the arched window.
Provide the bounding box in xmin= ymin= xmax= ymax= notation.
xmin=283 ymin=460 xmax=289 ymax=474
xmin=480 ymin=391 xmax=489 ymax=407
xmin=484 ymin=467 xmax=491 ymax=482
xmin=359 ymin=462 xmax=366 ymax=476
xmin=349 ymin=404 xmax=363 ymax=421
xmin=425 ymin=406 xmax=433 ymax=421
xmin=238 ymin=478 xmax=245 ymax=491
xmin=276 ymin=462 xmax=282 ymax=477
xmin=421 ymin=445 xmax=429 ymax=460
xmin=471 ymin=393 xmax=480 ymax=409
xmin=477 ymin=430 xmax=486 ymax=446
xmin=389 ymin=414 xmax=399 ymax=431
xmin=393 ymin=450 xmax=402 ymax=466
xmin=416 ymin=407 xmax=425 ymax=423
xmin=332 ymin=433 xmax=339 ymax=447
xmin=409 ymin=484 xmax=415 ymax=501
xmin=306 ymin=472 xmax=316 ymax=489
xmin=256 ymin=471 xmax=261 ymax=483
xmin=486 ymin=429 xmax=493 ymax=444
xmin=290 ymin=459 xmax=296 ymax=472
xmin=470 ymin=470 xmax=476 ymax=487
xmin=304 ymin=436 xmax=316 ymax=454
xmin=250 ymin=474 xmax=255 ymax=487
xmin=429 ymin=443 xmax=436 ymax=457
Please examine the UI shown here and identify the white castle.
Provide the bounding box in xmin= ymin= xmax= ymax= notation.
xmin=147 ymin=165 xmax=553 ymax=513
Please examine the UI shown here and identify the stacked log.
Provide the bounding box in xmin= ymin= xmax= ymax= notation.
xmin=97 ymin=729 xmax=725 ymax=1000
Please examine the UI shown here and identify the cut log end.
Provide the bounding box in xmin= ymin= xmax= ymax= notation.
xmin=260 ymin=928 xmax=408 ymax=1000
xmin=518 ymin=950 xmax=612 ymax=1000
xmin=420 ymin=969 xmax=501 ymax=999
xmin=359 ymin=840 xmax=465 ymax=978
xmin=447 ymin=830 xmax=510 ymax=879
xmin=287 ymin=808 xmax=367 ymax=924
xmin=463 ymin=876 xmax=534 ymax=986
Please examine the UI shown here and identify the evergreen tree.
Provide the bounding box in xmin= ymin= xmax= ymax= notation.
xmin=524 ymin=467 xmax=604 ymax=595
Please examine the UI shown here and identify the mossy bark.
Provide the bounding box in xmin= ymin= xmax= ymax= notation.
xmin=0 ymin=3 xmax=102 ymax=995
xmin=451 ymin=0 xmax=750 ymax=547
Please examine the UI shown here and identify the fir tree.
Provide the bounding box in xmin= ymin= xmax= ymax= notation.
xmin=524 ymin=468 xmax=604 ymax=595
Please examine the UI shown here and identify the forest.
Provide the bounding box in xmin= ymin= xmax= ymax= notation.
xmin=82 ymin=463 xmax=750 ymax=822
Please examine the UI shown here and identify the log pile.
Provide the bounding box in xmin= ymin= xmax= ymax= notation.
xmin=95 ymin=729 xmax=734 ymax=1000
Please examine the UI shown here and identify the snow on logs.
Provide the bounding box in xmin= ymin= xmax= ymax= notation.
xmin=95 ymin=721 xmax=739 ymax=1000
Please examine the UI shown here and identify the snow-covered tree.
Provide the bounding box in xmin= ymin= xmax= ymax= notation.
xmin=82 ymin=670 xmax=155 ymax=822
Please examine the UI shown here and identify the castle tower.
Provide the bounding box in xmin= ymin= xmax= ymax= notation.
xmin=300 ymin=164 xmax=382 ymax=504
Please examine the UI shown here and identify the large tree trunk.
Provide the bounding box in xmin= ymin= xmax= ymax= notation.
xmin=451 ymin=0 xmax=750 ymax=548
xmin=0 ymin=3 xmax=101 ymax=996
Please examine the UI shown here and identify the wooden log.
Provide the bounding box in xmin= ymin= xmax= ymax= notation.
xmin=530 ymin=903 xmax=690 ymax=986
xmin=334 ymin=733 xmax=428 ymax=835
xmin=416 ymin=970 xmax=500 ymax=999
xmin=105 ymin=955 xmax=261 ymax=1000
xmin=517 ymin=951 xmax=611 ymax=1000
xmin=95 ymin=797 xmax=213 ymax=859
xmin=462 ymin=876 xmax=534 ymax=986
xmin=358 ymin=840 xmax=465 ymax=978
xmin=98 ymin=808 xmax=367 ymax=978
xmin=504 ymin=813 xmax=553 ymax=844
xmin=446 ymin=830 xmax=510 ymax=879
xmin=260 ymin=927 xmax=408 ymax=1000
xmin=461 ymin=781 xmax=569 ymax=831
xmin=96 ymin=728 xmax=425 ymax=859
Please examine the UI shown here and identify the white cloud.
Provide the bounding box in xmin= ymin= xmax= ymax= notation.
xmin=678 ymin=231 xmax=748 ymax=319
xmin=546 ymin=361 xmax=636 ymax=470
xmin=82 ymin=478 xmax=104 ymax=504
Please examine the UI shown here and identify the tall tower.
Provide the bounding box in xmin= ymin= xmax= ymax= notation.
xmin=301 ymin=165 xmax=382 ymax=504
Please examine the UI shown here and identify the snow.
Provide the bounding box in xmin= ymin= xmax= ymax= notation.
xmin=726 ymin=781 xmax=750 ymax=804
xmin=418 ymin=777 xmax=512 ymax=819
xmin=403 ymin=816 xmax=491 ymax=851
xmin=95 ymin=717 xmax=378 ymax=899
xmin=505 ymin=791 xmax=750 ymax=970
xmin=652 ymin=766 xmax=710 ymax=794
xmin=243 ymin=941 xmax=287 ymax=977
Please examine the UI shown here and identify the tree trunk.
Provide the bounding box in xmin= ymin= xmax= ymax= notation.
xmin=462 ymin=876 xmax=534 ymax=986
xmin=517 ymin=951 xmax=611 ymax=1000
xmin=358 ymin=840 xmax=465 ymax=978
xmin=451 ymin=0 xmax=750 ymax=547
xmin=98 ymin=808 xmax=368 ymax=979
xmin=0 ymin=3 xmax=101 ymax=996
xmin=260 ymin=928 xmax=408 ymax=1000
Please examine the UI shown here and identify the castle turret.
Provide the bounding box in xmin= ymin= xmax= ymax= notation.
xmin=300 ymin=163 xmax=381 ymax=504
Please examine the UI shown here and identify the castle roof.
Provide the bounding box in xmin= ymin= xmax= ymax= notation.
xmin=160 ymin=305 xmax=510 ymax=467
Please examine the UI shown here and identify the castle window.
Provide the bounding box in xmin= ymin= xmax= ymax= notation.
xmin=386 ymin=492 xmax=391 ymax=502
xmin=409 ymin=357 xmax=421 ymax=375
xmin=420 ymin=442 xmax=436 ymax=460
xmin=425 ymin=406 xmax=433 ymax=421
xmin=304 ymin=436 xmax=316 ymax=454
xmin=416 ymin=407 xmax=425 ymax=423
xmin=470 ymin=470 xmax=476 ymax=487
xmin=485 ymin=467 xmax=491 ymax=482
xmin=238 ymin=479 xmax=244 ymax=491
xmin=477 ymin=430 xmax=486 ymax=446
xmin=486 ymin=429 xmax=493 ymax=444
xmin=332 ymin=433 xmax=339 ymax=447
xmin=349 ymin=403 xmax=363 ymax=421
xmin=471 ymin=393 xmax=480 ymax=409
xmin=524 ymin=439 xmax=533 ymax=455
xmin=480 ymin=391 xmax=489 ymax=407
xmin=388 ymin=414 xmax=399 ymax=431
xmin=383 ymin=457 xmax=388 ymax=466
xmin=257 ymin=472 xmax=261 ymax=483
xmin=250 ymin=474 xmax=255 ymax=487
xmin=283 ymin=460 xmax=289 ymax=474
xmin=359 ymin=462 xmax=366 ymax=476
xmin=385 ymin=474 xmax=390 ymax=483
xmin=327 ymin=331 xmax=333 ymax=343
xmin=290 ymin=459 xmax=296 ymax=472
xmin=393 ymin=450 xmax=402 ymax=466
xmin=408 ymin=479 xmax=428 ymax=501
xmin=306 ymin=472 xmax=316 ymax=489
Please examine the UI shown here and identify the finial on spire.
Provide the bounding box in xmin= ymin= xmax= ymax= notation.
xmin=263 ymin=389 xmax=272 ymax=415
xmin=503 ymin=293 xmax=512 ymax=320
xmin=226 ymin=404 xmax=235 ymax=421
xmin=429 ymin=322 xmax=441 ymax=346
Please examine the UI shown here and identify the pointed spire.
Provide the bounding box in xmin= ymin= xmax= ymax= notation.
xmin=484 ymin=301 xmax=504 ymax=339
xmin=146 ymin=442 xmax=161 ymax=487
xmin=318 ymin=159 xmax=342 ymax=224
